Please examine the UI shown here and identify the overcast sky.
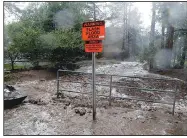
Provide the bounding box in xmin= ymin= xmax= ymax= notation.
xmin=133 ymin=2 xmax=152 ymax=28
xmin=4 ymin=2 xmax=152 ymax=29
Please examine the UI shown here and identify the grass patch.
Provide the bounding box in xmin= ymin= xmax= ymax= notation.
xmin=185 ymin=60 xmax=187 ymax=68
xmin=4 ymin=63 xmax=25 ymax=70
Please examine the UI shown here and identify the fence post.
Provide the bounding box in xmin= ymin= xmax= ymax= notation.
xmin=57 ymin=70 xmax=60 ymax=98
xmin=172 ymin=85 xmax=177 ymax=116
xmin=109 ymin=75 xmax=112 ymax=106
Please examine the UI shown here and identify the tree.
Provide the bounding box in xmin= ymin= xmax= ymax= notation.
xmin=155 ymin=2 xmax=187 ymax=68
xmin=158 ymin=3 xmax=167 ymax=49
xmin=5 ymin=2 xmax=90 ymax=66
xmin=180 ymin=35 xmax=187 ymax=68
xmin=178 ymin=2 xmax=187 ymax=68
xmin=101 ymin=2 xmax=143 ymax=60
xmin=6 ymin=44 xmax=20 ymax=70
xmin=6 ymin=21 xmax=44 ymax=67
xmin=128 ymin=6 xmax=143 ymax=60
xmin=149 ymin=2 xmax=156 ymax=69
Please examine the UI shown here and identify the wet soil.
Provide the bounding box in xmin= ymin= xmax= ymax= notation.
xmin=151 ymin=69 xmax=187 ymax=82
xmin=4 ymin=97 xmax=187 ymax=135
xmin=4 ymin=60 xmax=187 ymax=135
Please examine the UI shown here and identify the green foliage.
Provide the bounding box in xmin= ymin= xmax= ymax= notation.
xmin=7 ymin=22 xmax=45 ymax=66
xmin=5 ymin=2 xmax=92 ymax=69
xmin=5 ymin=43 xmax=21 ymax=70
xmin=52 ymin=29 xmax=83 ymax=48
xmin=50 ymin=47 xmax=84 ymax=63
xmin=7 ymin=44 xmax=19 ymax=57
xmin=39 ymin=29 xmax=86 ymax=65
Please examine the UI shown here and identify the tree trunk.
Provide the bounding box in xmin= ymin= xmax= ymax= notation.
xmin=8 ymin=55 xmax=15 ymax=70
xmin=166 ymin=25 xmax=174 ymax=49
xmin=122 ymin=2 xmax=129 ymax=59
xmin=11 ymin=61 xmax=14 ymax=70
xmin=180 ymin=3 xmax=187 ymax=68
xmin=161 ymin=23 xmax=165 ymax=49
xmin=165 ymin=25 xmax=174 ymax=68
xmin=149 ymin=2 xmax=156 ymax=70
xmin=173 ymin=43 xmax=177 ymax=66
xmin=180 ymin=37 xmax=187 ymax=68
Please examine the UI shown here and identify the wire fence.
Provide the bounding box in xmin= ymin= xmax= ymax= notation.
xmin=57 ymin=69 xmax=179 ymax=115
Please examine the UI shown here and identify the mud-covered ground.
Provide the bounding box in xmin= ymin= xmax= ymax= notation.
xmin=151 ymin=68 xmax=187 ymax=82
xmin=4 ymin=60 xmax=187 ymax=135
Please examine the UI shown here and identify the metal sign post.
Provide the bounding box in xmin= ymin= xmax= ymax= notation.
xmin=92 ymin=52 xmax=96 ymax=120
xmin=92 ymin=2 xmax=96 ymax=120
xmin=81 ymin=3 xmax=105 ymax=120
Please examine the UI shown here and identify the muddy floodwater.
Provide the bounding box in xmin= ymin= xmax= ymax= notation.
xmin=4 ymin=61 xmax=187 ymax=135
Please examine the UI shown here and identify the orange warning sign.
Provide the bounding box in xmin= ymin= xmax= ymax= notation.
xmin=82 ymin=21 xmax=105 ymax=41
xmin=85 ymin=40 xmax=103 ymax=52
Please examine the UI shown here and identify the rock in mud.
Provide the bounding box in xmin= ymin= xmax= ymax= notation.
xmin=74 ymin=108 xmax=86 ymax=116
xmin=75 ymin=108 xmax=80 ymax=114
xmin=87 ymin=109 xmax=92 ymax=113
xmin=57 ymin=93 xmax=65 ymax=99
xmin=79 ymin=108 xmax=86 ymax=116
xmin=141 ymin=120 xmax=145 ymax=123
xmin=65 ymin=102 xmax=71 ymax=106
xmin=28 ymin=99 xmax=46 ymax=105
xmin=29 ymin=99 xmax=38 ymax=104
xmin=103 ymin=105 xmax=107 ymax=109
xmin=40 ymin=79 xmax=45 ymax=81
xmin=52 ymin=95 xmax=57 ymax=100
xmin=165 ymin=110 xmax=172 ymax=114
xmin=147 ymin=107 xmax=157 ymax=112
